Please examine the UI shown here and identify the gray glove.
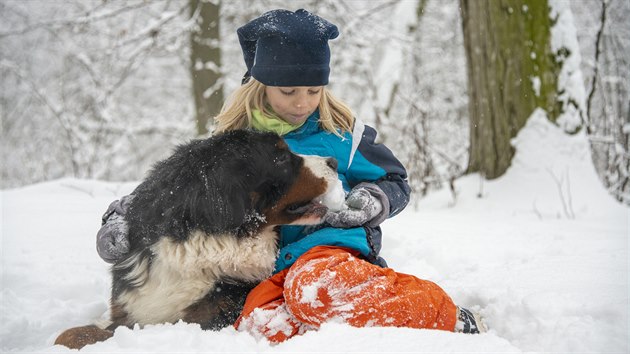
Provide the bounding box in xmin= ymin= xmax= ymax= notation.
xmin=96 ymin=195 xmax=133 ymax=264
xmin=324 ymin=183 xmax=390 ymax=228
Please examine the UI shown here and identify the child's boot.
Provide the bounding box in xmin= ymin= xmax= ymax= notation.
xmin=455 ymin=307 xmax=487 ymax=334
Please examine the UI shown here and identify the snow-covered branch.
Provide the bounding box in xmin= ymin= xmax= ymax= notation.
xmin=0 ymin=1 xmax=151 ymax=38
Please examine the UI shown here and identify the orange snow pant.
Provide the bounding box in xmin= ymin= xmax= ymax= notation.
xmin=235 ymin=246 xmax=457 ymax=342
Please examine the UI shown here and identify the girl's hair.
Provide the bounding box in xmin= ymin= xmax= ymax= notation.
xmin=213 ymin=78 xmax=354 ymax=136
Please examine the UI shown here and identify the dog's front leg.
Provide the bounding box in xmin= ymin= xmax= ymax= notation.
xmin=182 ymin=282 xmax=255 ymax=330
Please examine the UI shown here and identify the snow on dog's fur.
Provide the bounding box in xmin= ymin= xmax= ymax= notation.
xmin=55 ymin=130 xmax=340 ymax=349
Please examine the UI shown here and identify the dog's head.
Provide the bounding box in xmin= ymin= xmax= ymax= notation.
xmin=148 ymin=130 xmax=339 ymax=239
xmin=252 ymin=138 xmax=340 ymax=228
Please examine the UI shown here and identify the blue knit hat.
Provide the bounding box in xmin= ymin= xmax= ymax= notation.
xmin=237 ymin=9 xmax=339 ymax=87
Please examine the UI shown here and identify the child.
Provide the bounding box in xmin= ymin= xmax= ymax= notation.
xmin=96 ymin=8 xmax=485 ymax=342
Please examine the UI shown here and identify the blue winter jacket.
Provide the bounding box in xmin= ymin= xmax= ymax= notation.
xmin=270 ymin=110 xmax=411 ymax=272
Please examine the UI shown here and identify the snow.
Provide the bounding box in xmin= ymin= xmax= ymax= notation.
xmin=1 ymin=108 xmax=627 ymax=353
xmin=550 ymin=0 xmax=587 ymax=133
xmin=315 ymin=178 xmax=346 ymax=212
xmin=530 ymin=76 xmax=541 ymax=97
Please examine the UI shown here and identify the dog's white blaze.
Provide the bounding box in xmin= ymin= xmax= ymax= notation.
xmin=117 ymin=227 xmax=278 ymax=325
xmin=291 ymin=155 xmax=341 ymax=225
xmin=301 ymin=155 xmax=338 ymax=185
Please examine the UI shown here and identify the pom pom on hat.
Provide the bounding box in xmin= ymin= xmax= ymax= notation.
xmin=237 ymin=9 xmax=339 ymax=86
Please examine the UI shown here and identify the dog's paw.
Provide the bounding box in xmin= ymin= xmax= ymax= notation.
xmin=54 ymin=325 xmax=113 ymax=349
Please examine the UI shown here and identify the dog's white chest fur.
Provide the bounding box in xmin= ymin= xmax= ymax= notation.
xmin=116 ymin=228 xmax=278 ymax=325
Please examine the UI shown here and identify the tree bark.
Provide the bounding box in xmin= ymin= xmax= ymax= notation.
xmin=461 ymin=0 xmax=560 ymax=179
xmin=190 ymin=0 xmax=223 ymax=136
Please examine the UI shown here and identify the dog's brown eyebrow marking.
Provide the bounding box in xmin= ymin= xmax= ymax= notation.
xmin=275 ymin=139 xmax=289 ymax=150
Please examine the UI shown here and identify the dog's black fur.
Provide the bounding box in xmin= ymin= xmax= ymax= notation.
xmin=128 ymin=130 xmax=306 ymax=242
xmin=56 ymin=129 xmax=335 ymax=349
xmin=112 ymin=130 xmax=313 ymax=300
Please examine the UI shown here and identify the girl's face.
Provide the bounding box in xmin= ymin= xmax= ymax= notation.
xmin=265 ymin=86 xmax=323 ymax=125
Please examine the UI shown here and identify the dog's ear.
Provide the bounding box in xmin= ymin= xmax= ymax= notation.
xmin=187 ymin=168 xmax=253 ymax=235
xmin=251 ymin=180 xmax=284 ymax=211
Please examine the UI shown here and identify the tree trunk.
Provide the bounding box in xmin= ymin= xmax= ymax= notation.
xmin=190 ymin=0 xmax=223 ymax=136
xmin=461 ymin=0 xmax=560 ymax=179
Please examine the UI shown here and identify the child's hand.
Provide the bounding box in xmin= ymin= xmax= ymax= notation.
xmin=324 ymin=186 xmax=383 ymax=228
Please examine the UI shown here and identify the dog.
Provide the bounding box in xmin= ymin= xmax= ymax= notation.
xmin=55 ymin=130 xmax=340 ymax=349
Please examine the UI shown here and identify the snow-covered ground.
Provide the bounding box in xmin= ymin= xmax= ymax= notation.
xmin=1 ymin=110 xmax=628 ymax=353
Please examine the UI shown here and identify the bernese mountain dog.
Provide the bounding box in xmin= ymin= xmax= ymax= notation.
xmin=55 ymin=130 xmax=341 ymax=349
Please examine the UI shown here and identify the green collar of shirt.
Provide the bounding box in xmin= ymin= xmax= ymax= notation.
xmin=251 ymin=109 xmax=305 ymax=136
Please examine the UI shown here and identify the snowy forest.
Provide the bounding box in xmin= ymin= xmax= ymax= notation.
xmin=1 ymin=0 xmax=628 ymax=205
xmin=1 ymin=1 xmax=629 ymax=353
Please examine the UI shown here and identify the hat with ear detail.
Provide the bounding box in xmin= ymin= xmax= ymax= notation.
xmin=237 ymin=9 xmax=339 ymax=87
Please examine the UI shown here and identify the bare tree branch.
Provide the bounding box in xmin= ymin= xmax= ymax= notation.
xmin=0 ymin=1 xmax=151 ymax=38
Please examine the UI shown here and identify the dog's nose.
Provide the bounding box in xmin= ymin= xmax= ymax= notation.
xmin=326 ymin=158 xmax=338 ymax=171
